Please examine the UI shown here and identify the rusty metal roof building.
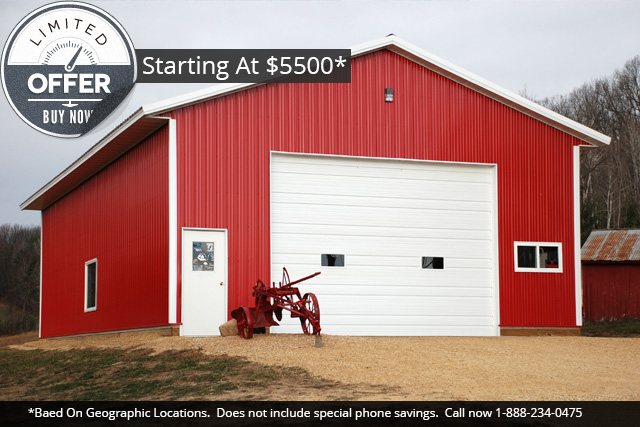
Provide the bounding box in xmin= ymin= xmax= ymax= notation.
xmin=581 ymin=229 xmax=640 ymax=262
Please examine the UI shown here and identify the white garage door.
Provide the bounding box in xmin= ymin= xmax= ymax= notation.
xmin=270 ymin=153 xmax=498 ymax=336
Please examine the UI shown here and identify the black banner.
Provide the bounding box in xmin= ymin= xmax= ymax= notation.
xmin=2 ymin=401 xmax=639 ymax=427
xmin=135 ymin=49 xmax=351 ymax=83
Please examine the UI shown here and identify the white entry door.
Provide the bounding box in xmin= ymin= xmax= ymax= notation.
xmin=182 ymin=229 xmax=227 ymax=336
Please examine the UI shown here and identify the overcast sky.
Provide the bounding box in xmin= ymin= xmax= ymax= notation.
xmin=1 ymin=0 xmax=639 ymax=226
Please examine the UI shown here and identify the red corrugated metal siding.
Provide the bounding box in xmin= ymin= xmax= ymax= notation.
xmin=168 ymin=49 xmax=583 ymax=328
xmin=40 ymin=126 xmax=169 ymax=338
xmin=583 ymin=263 xmax=640 ymax=320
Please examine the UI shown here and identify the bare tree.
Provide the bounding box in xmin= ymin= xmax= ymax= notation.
xmin=536 ymin=55 xmax=640 ymax=241
xmin=0 ymin=224 xmax=40 ymax=334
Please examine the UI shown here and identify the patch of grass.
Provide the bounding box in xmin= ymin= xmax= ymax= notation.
xmin=0 ymin=346 xmax=347 ymax=401
xmin=0 ymin=331 xmax=38 ymax=347
xmin=582 ymin=318 xmax=640 ymax=337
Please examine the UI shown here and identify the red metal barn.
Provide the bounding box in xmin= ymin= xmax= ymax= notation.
xmin=581 ymin=229 xmax=640 ymax=321
xmin=22 ymin=36 xmax=610 ymax=338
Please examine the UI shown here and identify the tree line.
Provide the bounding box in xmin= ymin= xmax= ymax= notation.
xmin=536 ymin=56 xmax=640 ymax=242
xmin=0 ymin=224 xmax=40 ymax=335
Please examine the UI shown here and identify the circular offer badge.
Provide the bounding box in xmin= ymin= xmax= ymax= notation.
xmin=1 ymin=2 xmax=136 ymax=137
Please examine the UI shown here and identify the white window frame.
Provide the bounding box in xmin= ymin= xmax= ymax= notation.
xmin=514 ymin=242 xmax=563 ymax=273
xmin=85 ymin=258 xmax=98 ymax=312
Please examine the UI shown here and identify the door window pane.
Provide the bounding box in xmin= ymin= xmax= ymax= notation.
xmin=193 ymin=241 xmax=214 ymax=271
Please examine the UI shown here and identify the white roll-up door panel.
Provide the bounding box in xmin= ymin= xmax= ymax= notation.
xmin=270 ymin=153 xmax=497 ymax=336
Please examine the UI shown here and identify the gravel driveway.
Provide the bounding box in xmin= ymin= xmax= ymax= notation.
xmin=19 ymin=333 xmax=640 ymax=401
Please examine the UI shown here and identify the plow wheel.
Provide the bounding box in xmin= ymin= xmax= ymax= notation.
xmin=237 ymin=307 xmax=254 ymax=339
xmin=300 ymin=293 xmax=320 ymax=335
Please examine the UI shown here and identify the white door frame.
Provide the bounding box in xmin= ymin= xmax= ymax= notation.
xmin=180 ymin=227 xmax=229 ymax=336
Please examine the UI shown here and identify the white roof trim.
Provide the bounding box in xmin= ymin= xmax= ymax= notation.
xmin=22 ymin=35 xmax=610 ymax=211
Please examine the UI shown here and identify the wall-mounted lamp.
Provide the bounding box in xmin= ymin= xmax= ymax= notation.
xmin=385 ymin=88 xmax=394 ymax=103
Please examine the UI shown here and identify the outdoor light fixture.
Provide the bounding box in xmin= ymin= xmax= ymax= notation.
xmin=385 ymin=88 xmax=394 ymax=102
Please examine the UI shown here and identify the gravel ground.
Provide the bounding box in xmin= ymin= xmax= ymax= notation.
xmin=16 ymin=333 xmax=640 ymax=401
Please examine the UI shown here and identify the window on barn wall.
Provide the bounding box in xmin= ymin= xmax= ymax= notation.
xmin=514 ymin=242 xmax=562 ymax=273
xmin=85 ymin=259 xmax=97 ymax=311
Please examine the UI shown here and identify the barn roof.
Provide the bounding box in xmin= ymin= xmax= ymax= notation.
xmin=581 ymin=229 xmax=640 ymax=262
xmin=21 ymin=35 xmax=611 ymax=211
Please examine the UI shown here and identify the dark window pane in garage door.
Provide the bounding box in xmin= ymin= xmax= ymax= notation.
xmin=321 ymin=254 xmax=345 ymax=267
xmin=422 ymin=257 xmax=444 ymax=269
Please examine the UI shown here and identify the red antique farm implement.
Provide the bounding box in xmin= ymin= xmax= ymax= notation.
xmin=231 ymin=268 xmax=321 ymax=339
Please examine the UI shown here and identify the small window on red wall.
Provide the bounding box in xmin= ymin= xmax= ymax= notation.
xmin=85 ymin=259 xmax=97 ymax=311
xmin=514 ymin=242 xmax=562 ymax=273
